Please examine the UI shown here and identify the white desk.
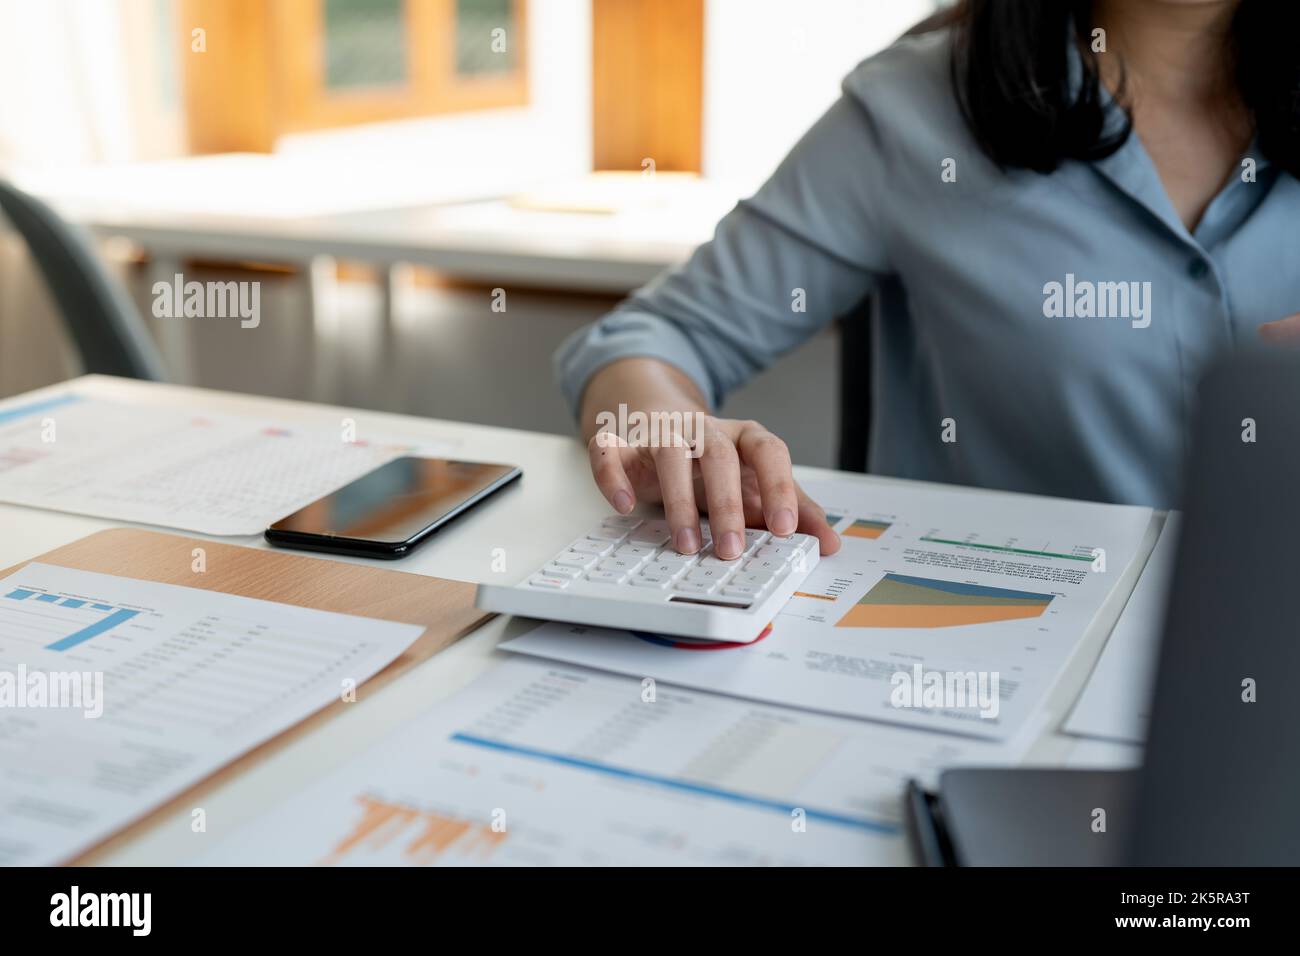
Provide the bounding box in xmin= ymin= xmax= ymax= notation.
xmin=0 ymin=376 xmax=1144 ymax=864
xmin=57 ymin=200 xmax=704 ymax=294
xmin=21 ymin=160 xmax=735 ymax=294
xmin=16 ymin=162 xmax=735 ymax=392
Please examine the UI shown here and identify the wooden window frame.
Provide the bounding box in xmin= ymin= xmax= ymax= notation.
xmin=181 ymin=0 xmax=529 ymax=154
xmin=273 ymin=0 xmax=529 ymax=133
xmin=591 ymin=0 xmax=703 ymax=173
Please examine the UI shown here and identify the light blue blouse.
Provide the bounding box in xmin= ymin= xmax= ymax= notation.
xmin=556 ymin=30 xmax=1299 ymax=508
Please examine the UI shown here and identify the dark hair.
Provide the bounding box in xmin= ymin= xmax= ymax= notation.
xmin=947 ymin=0 xmax=1300 ymax=178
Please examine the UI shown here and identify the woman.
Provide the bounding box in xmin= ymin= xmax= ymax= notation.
xmin=557 ymin=0 xmax=1300 ymax=562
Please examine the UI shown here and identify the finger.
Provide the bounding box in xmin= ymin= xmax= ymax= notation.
xmin=735 ymin=422 xmax=799 ymax=536
xmin=1258 ymin=313 xmax=1300 ymax=345
xmin=588 ymin=431 xmax=636 ymax=514
xmin=697 ymin=431 xmax=746 ymax=559
xmin=794 ymin=485 xmax=841 ymax=556
xmin=652 ymin=440 xmax=702 ymax=553
xmin=733 ymin=467 xmax=764 ymax=526
xmin=741 ymin=491 xmax=765 ymax=528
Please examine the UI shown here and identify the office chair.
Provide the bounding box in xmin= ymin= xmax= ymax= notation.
xmin=836 ymin=295 xmax=874 ymax=473
xmin=0 ymin=179 xmax=167 ymax=381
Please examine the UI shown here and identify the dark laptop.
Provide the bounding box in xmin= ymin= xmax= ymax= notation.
xmin=907 ymin=348 xmax=1300 ymax=866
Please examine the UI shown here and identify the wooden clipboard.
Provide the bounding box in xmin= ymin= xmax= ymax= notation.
xmin=2 ymin=528 xmax=493 ymax=864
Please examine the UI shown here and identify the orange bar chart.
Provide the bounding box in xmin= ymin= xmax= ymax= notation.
xmin=319 ymin=794 xmax=506 ymax=866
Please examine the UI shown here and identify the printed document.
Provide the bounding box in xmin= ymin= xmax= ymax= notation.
xmin=0 ymin=563 xmax=423 ymax=865
xmin=1063 ymin=515 xmax=1180 ymax=744
xmin=501 ymin=479 xmax=1153 ymax=740
xmin=197 ymin=657 xmax=1035 ymax=866
xmin=0 ymin=394 xmax=451 ymax=535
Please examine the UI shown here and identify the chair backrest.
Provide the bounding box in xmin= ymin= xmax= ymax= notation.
xmin=0 ymin=179 xmax=167 ymax=381
xmin=836 ymin=296 xmax=874 ymax=472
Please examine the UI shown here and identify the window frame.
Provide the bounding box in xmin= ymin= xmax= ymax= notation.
xmin=181 ymin=0 xmax=529 ymax=153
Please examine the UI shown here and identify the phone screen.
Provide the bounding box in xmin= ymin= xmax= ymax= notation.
xmin=268 ymin=457 xmax=519 ymax=546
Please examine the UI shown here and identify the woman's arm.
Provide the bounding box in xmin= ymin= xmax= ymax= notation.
xmin=1258 ymin=312 xmax=1300 ymax=344
xmin=560 ymin=92 xmax=897 ymax=559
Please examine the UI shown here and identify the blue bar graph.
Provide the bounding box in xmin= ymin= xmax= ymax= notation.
xmin=3 ymin=586 xmax=141 ymax=651
xmin=45 ymin=608 xmax=140 ymax=652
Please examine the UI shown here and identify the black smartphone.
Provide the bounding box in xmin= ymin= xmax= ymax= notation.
xmin=265 ymin=456 xmax=521 ymax=559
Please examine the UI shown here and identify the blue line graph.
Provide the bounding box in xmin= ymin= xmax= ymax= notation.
xmin=449 ymin=732 xmax=899 ymax=835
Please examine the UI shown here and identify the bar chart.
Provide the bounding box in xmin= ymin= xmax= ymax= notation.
xmin=2 ymin=586 xmax=143 ymax=652
xmin=0 ymin=562 xmax=423 ymax=866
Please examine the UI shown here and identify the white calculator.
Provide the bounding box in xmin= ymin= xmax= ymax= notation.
xmin=475 ymin=514 xmax=819 ymax=643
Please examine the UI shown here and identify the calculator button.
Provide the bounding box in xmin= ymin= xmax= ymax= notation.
xmin=654 ymin=550 xmax=698 ymax=568
xmin=541 ymin=563 xmax=583 ymax=579
xmin=643 ymin=563 xmax=687 ymax=579
xmin=744 ymin=557 xmax=788 ymax=575
xmin=743 ymin=530 xmax=770 ymax=551
xmin=630 ymin=575 xmax=672 ymax=589
xmin=636 ymin=568 xmax=675 ymax=582
xmin=598 ymin=556 xmax=643 ymax=574
xmin=630 ymin=519 xmax=670 ymax=540
xmin=757 ymin=544 xmax=800 ymax=559
xmin=722 ymin=583 xmax=766 ymax=600
xmin=528 ymin=575 xmax=571 ymax=589
xmin=685 ymin=567 xmax=727 ymax=582
xmin=771 ymin=534 xmax=814 ymax=555
xmin=552 ymin=550 xmax=598 ymax=569
xmin=731 ymin=570 xmax=776 ymax=588
xmin=674 ymin=578 xmax=719 ymax=595
xmin=698 ymin=553 xmax=743 ymax=570
xmin=586 ymin=526 xmax=626 ymax=543
xmin=587 ymin=569 xmax=630 ymax=584
xmin=614 ymin=543 xmax=656 ymax=559
xmin=570 ymin=538 xmax=614 ymax=556
xmin=602 ymin=516 xmax=643 ymax=530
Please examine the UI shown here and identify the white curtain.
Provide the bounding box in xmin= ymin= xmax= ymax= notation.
xmin=0 ymin=0 xmax=178 ymax=175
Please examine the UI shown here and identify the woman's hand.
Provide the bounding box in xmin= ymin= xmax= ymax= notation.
xmin=1258 ymin=313 xmax=1300 ymax=345
xmin=588 ymin=415 xmax=841 ymax=560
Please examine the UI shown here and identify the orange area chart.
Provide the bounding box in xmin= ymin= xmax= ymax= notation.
xmin=841 ymin=519 xmax=892 ymax=540
xmin=836 ymin=573 xmax=1054 ymax=628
